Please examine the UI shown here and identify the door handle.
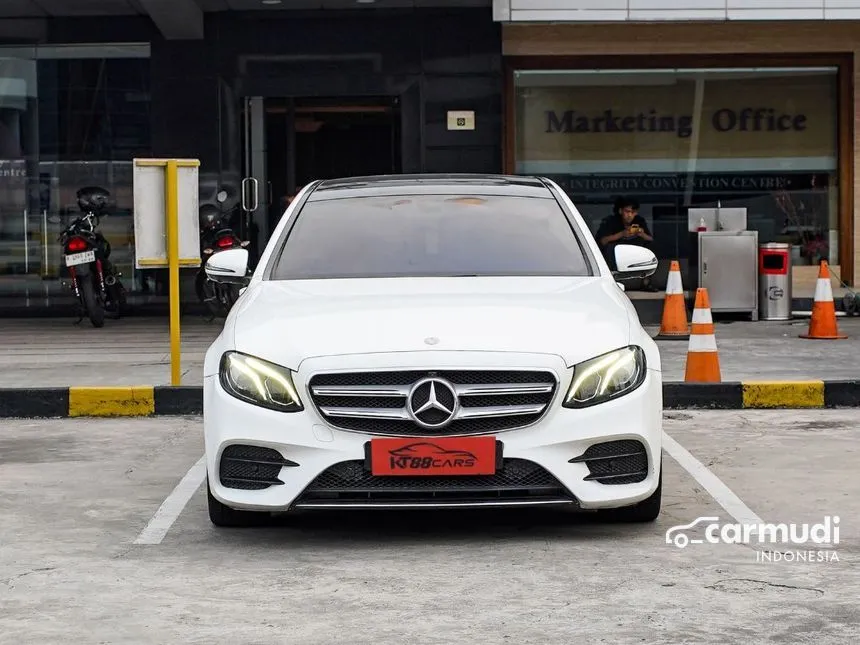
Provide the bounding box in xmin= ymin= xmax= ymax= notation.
xmin=249 ymin=178 xmax=259 ymax=211
xmin=241 ymin=177 xmax=249 ymax=211
xmin=241 ymin=177 xmax=259 ymax=212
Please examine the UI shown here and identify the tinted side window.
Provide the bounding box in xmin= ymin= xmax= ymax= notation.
xmin=270 ymin=193 xmax=593 ymax=280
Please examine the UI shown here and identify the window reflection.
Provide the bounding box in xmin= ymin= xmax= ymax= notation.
xmin=513 ymin=67 xmax=840 ymax=274
xmin=0 ymin=44 xmax=151 ymax=306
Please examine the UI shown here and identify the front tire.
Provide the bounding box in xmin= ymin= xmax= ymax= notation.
xmin=597 ymin=468 xmax=662 ymax=523
xmin=207 ymin=479 xmax=271 ymax=528
xmin=80 ymin=277 xmax=105 ymax=328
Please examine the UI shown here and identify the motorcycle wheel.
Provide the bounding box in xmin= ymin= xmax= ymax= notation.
xmin=226 ymin=284 xmax=240 ymax=307
xmin=80 ymin=276 xmax=105 ymax=328
xmin=195 ymin=268 xmax=223 ymax=319
xmin=215 ymin=284 xmax=233 ymax=317
xmin=108 ymin=279 xmax=128 ymax=318
xmin=117 ymin=281 xmax=128 ymax=309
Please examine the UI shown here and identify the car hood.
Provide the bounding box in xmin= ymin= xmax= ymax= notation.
xmin=226 ymin=276 xmax=634 ymax=370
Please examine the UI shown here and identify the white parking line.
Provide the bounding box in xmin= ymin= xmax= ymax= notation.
xmin=134 ymin=455 xmax=207 ymax=545
xmin=662 ymin=430 xmax=763 ymax=526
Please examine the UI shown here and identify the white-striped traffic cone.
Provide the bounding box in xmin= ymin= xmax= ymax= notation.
xmin=800 ymin=260 xmax=847 ymax=339
xmin=684 ymin=288 xmax=721 ymax=383
xmin=654 ymin=260 xmax=690 ymax=340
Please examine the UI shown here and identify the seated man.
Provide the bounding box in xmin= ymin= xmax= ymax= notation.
xmin=595 ymin=197 xmax=658 ymax=292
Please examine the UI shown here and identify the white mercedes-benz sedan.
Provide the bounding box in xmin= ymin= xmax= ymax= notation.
xmin=201 ymin=174 xmax=663 ymax=527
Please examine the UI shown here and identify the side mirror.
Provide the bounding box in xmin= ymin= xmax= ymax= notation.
xmin=205 ymin=248 xmax=250 ymax=285
xmin=612 ymin=245 xmax=658 ymax=281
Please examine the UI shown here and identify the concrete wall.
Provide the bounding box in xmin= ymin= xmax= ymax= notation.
xmin=494 ymin=0 xmax=860 ymax=22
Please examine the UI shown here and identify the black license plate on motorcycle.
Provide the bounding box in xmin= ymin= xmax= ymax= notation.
xmin=65 ymin=251 xmax=95 ymax=267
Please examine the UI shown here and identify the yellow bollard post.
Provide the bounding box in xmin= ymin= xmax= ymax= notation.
xmin=166 ymin=159 xmax=181 ymax=386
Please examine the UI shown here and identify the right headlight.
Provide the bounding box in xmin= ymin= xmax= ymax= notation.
xmin=563 ymin=346 xmax=647 ymax=409
xmin=219 ymin=351 xmax=303 ymax=412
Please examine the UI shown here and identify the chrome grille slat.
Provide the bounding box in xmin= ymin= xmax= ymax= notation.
xmin=318 ymin=403 xmax=546 ymax=421
xmin=318 ymin=407 xmax=411 ymax=420
xmin=456 ymin=404 xmax=546 ymax=419
xmin=312 ymin=383 xmax=554 ymax=397
xmin=455 ymin=383 xmax=555 ymax=396
xmin=311 ymin=385 xmax=410 ymax=397
xmin=307 ymin=369 xmax=558 ymax=436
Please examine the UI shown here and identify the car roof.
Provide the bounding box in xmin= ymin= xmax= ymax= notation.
xmin=305 ymin=173 xmax=556 ymax=201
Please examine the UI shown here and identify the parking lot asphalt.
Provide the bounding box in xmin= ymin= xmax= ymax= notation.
xmin=0 ymin=410 xmax=857 ymax=643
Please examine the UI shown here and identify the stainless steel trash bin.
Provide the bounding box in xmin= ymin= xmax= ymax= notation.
xmin=758 ymin=242 xmax=792 ymax=320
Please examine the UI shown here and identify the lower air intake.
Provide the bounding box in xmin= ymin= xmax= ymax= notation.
xmin=219 ymin=444 xmax=297 ymax=490
xmin=569 ymin=439 xmax=649 ymax=485
xmin=292 ymin=458 xmax=576 ymax=507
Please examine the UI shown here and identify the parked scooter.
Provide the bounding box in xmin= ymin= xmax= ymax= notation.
xmin=59 ymin=186 xmax=127 ymax=328
xmin=195 ymin=190 xmax=250 ymax=320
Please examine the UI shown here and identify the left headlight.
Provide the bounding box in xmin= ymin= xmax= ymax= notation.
xmin=219 ymin=351 xmax=304 ymax=412
xmin=563 ymin=346 xmax=647 ymax=409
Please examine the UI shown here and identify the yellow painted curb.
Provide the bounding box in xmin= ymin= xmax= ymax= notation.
xmin=742 ymin=381 xmax=824 ymax=409
xmin=68 ymin=386 xmax=156 ymax=417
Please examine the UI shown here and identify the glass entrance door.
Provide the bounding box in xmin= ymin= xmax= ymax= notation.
xmin=237 ymin=95 xmax=403 ymax=261
xmin=240 ymin=97 xmax=270 ymax=265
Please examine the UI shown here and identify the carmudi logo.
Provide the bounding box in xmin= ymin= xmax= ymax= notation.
xmin=665 ymin=515 xmax=841 ymax=563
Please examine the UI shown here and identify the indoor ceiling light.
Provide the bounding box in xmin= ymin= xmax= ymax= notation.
xmin=262 ymin=0 xmax=282 ymax=5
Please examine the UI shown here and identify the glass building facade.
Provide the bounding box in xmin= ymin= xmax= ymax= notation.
xmin=512 ymin=66 xmax=841 ymax=273
xmin=0 ymin=9 xmax=503 ymax=315
xmin=2 ymin=10 xmax=857 ymax=317
xmin=0 ymin=44 xmax=151 ymax=308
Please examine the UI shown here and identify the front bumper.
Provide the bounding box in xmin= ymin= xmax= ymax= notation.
xmin=204 ymin=351 xmax=663 ymax=512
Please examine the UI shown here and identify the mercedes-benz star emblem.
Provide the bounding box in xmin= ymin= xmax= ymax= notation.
xmin=406 ymin=377 xmax=459 ymax=429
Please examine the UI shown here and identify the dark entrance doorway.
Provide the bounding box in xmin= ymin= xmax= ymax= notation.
xmin=292 ymin=98 xmax=400 ymax=183
xmin=239 ymin=95 xmax=403 ymax=258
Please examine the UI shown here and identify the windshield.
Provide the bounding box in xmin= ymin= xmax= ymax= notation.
xmin=268 ymin=193 xmax=594 ymax=280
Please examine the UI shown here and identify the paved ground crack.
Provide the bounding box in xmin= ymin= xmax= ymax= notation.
xmin=706 ymin=578 xmax=825 ymax=596
xmin=3 ymin=566 xmax=57 ymax=588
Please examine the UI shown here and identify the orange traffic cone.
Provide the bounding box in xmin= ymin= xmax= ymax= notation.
xmin=654 ymin=260 xmax=690 ymax=340
xmin=684 ymin=288 xmax=721 ymax=383
xmin=800 ymin=260 xmax=847 ymax=339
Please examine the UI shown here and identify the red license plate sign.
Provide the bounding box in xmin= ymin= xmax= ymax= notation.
xmin=370 ymin=436 xmax=497 ymax=476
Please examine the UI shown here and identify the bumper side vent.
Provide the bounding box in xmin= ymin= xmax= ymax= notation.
xmin=219 ymin=444 xmax=298 ymax=490
xmin=569 ymin=439 xmax=648 ymax=485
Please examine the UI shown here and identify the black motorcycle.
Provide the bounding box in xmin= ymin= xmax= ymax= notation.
xmin=195 ymin=196 xmax=249 ymax=320
xmin=59 ymin=186 xmax=127 ymax=328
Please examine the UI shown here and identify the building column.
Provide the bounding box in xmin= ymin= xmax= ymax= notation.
xmin=854 ymin=50 xmax=860 ymax=287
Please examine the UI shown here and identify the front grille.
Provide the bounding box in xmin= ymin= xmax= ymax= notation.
xmin=307 ymin=369 xmax=558 ymax=436
xmin=569 ymin=440 xmax=649 ymax=485
xmin=219 ymin=444 xmax=298 ymax=490
xmin=292 ymin=458 xmax=575 ymax=506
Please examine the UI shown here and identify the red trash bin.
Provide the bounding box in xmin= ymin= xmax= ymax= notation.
xmin=758 ymin=243 xmax=792 ymax=320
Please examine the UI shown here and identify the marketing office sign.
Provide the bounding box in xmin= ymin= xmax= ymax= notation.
xmin=515 ymin=72 xmax=838 ymax=174
xmin=544 ymin=107 xmax=809 ymax=139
